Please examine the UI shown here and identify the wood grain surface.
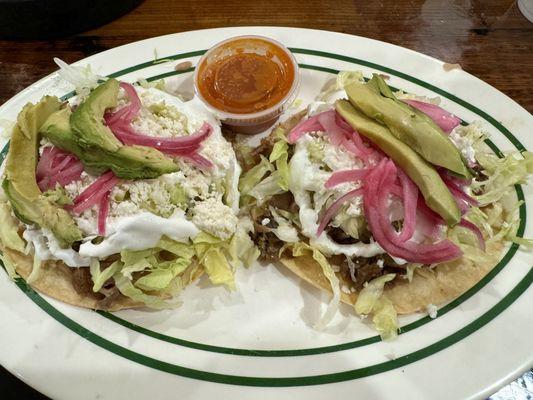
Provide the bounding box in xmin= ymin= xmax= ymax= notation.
xmin=0 ymin=0 xmax=532 ymax=112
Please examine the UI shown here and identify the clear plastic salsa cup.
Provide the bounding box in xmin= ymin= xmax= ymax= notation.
xmin=194 ymin=35 xmax=300 ymax=134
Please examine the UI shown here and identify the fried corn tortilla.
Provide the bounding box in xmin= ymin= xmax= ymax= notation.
xmin=2 ymin=245 xmax=205 ymax=311
xmin=280 ymin=240 xmax=502 ymax=314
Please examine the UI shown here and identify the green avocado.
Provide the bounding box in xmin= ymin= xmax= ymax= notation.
xmin=41 ymin=107 xmax=178 ymax=179
xmin=70 ymin=78 xmax=123 ymax=152
xmin=40 ymin=108 xmax=85 ymax=156
xmin=3 ymin=96 xmax=82 ymax=248
xmin=345 ymin=76 xmax=471 ymax=179
xmin=335 ymin=100 xmax=461 ymax=226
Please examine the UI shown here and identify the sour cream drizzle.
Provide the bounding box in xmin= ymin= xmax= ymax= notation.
xmin=289 ymin=135 xmax=385 ymax=258
xmin=79 ymin=211 xmax=199 ymax=259
xmin=23 ymin=211 xmax=200 ymax=267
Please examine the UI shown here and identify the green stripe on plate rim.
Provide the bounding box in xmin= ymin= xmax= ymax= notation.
xmin=4 ymin=262 xmax=531 ymax=386
xmin=1 ymin=62 xmax=528 ymax=357
xmin=0 ymin=47 xmax=530 ymax=383
xmin=90 ymin=56 xmax=527 ymax=356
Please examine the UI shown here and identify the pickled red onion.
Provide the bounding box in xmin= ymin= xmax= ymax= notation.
xmin=317 ymin=110 xmax=348 ymax=146
xmin=182 ymin=153 xmax=213 ymax=169
xmin=440 ymin=172 xmax=478 ymax=207
xmin=403 ymin=99 xmax=461 ymax=133
xmin=288 ymin=113 xmax=324 ymax=143
xmin=316 ymin=188 xmax=364 ymax=236
xmin=336 ymin=113 xmax=373 ymax=157
xmin=325 ymin=169 xmax=369 ymax=189
xmin=45 ymin=163 xmax=85 ymax=191
xmin=364 ymin=161 xmax=462 ymax=263
xmin=289 ymin=109 xmax=374 ymax=164
xmin=109 ymin=121 xmax=212 ymax=151
xmin=69 ymin=171 xmax=120 ymax=215
xmin=36 ymin=146 xmax=84 ymax=191
xmin=98 ymin=190 xmax=111 ymax=236
xmin=105 ymin=82 xmax=142 ymax=125
xmin=396 ymin=170 xmax=418 ymax=242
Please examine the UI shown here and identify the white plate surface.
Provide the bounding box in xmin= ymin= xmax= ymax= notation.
xmin=0 ymin=27 xmax=531 ymax=400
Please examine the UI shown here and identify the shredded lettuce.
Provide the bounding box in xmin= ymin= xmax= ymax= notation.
xmin=270 ymin=207 xmax=299 ymax=243
xmin=202 ymin=247 xmax=235 ymax=290
xmin=229 ymin=224 xmax=260 ymax=268
xmin=26 ymin=254 xmax=42 ymax=284
xmin=238 ymin=155 xmax=274 ymax=198
xmin=466 ymin=207 xmax=493 ymax=238
xmin=269 ymin=128 xmax=290 ymax=191
xmin=0 ymin=119 xmax=15 ymax=139
xmin=0 ymin=202 xmax=25 ymax=253
xmin=290 ymin=242 xmax=340 ymax=329
xmin=318 ymin=70 xmax=365 ymax=102
xmin=134 ymin=258 xmax=191 ymax=292
xmin=0 ymin=252 xmax=18 ymax=279
xmin=355 ymin=273 xmax=396 ymax=315
xmin=474 ymin=151 xmax=533 ymax=206
xmin=156 ymin=236 xmax=195 ymax=259
xmin=404 ymin=263 xmax=422 ymax=282
xmin=138 ymin=78 xmax=167 ymax=91
xmin=54 ymin=58 xmax=101 ymax=97
xmin=193 ymin=232 xmax=235 ymax=289
xmin=114 ymin=274 xmax=179 ymax=309
xmin=354 ymin=273 xmax=398 ymax=340
xmin=101 ymin=236 xmax=198 ymax=306
xmin=486 ymin=203 xmax=533 ymax=248
xmin=372 ymin=297 xmax=399 ymax=341
xmin=90 ymin=259 xmax=122 ymax=292
xmin=448 ymin=226 xmax=492 ymax=264
xmin=248 ymin=171 xmax=285 ymax=202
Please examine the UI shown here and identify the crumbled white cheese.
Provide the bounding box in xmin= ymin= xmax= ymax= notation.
xmin=161 ymin=166 xmax=211 ymax=200
xmin=37 ymin=86 xmax=240 ymax=254
xmin=126 ymin=179 xmax=174 ymax=217
xmin=427 ymin=303 xmax=438 ymax=319
xmin=449 ymin=124 xmax=483 ymax=165
xmin=323 ymin=139 xmax=362 ymax=171
xmin=199 ymin=133 xmax=234 ymax=173
xmin=377 ymin=259 xmax=384 ymax=269
xmin=129 ymin=91 xmax=189 ymax=138
xmin=192 ymin=197 xmax=237 ymax=240
xmin=261 ymin=218 xmax=271 ymax=226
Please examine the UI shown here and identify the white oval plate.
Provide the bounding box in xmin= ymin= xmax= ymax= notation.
xmin=0 ymin=27 xmax=531 ymax=400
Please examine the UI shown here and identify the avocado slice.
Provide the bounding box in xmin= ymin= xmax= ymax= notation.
xmin=41 ymin=108 xmax=178 ymax=179
xmin=3 ymin=96 xmax=82 ymax=247
xmin=70 ymin=78 xmax=123 ymax=152
xmin=335 ymin=99 xmax=461 ymax=226
xmin=345 ymin=77 xmax=471 ymax=179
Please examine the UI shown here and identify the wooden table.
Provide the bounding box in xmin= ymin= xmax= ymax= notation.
xmin=0 ymin=0 xmax=532 ymax=112
xmin=0 ymin=1 xmax=532 ymax=399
